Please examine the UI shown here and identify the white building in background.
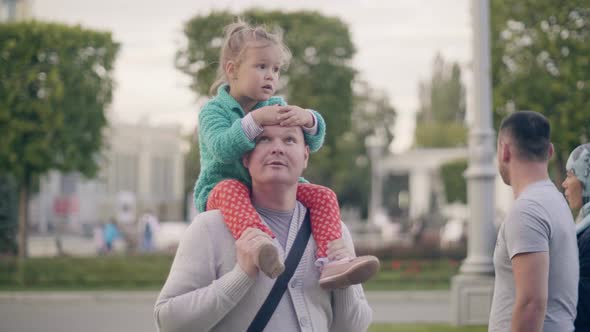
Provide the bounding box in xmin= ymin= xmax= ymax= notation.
xmin=380 ymin=147 xmax=470 ymax=221
xmin=367 ymin=146 xmax=513 ymax=233
xmin=0 ymin=0 xmax=31 ymax=21
xmin=30 ymin=122 xmax=189 ymax=234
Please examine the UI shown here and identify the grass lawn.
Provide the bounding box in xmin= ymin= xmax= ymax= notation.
xmin=0 ymin=254 xmax=171 ymax=290
xmin=369 ymin=323 xmax=487 ymax=332
xmin=363 ymin=258 xmax=460 ymax=291
xmin=0 ymin=255 xmax=462 ymax=291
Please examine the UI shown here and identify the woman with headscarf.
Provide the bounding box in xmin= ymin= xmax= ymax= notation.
xmin=562 ymin=143 xmax=590 ymax=331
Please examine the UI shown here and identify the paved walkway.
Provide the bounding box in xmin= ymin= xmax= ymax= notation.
xmin=0 ymin=290 xmax=449 ymax=331
xmin=368 ymin=290 xmax=449 ymax=323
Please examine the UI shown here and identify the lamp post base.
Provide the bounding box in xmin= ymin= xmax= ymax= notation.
xmin=450 ymin=273 xmax=494 ymax=326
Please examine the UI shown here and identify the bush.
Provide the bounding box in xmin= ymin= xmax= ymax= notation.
xmin=441 ymin=159 xmax=468 ymax=204
xmin=363 ymin=258 xmax=462 ymax=291
xmin=0 ymin=255 xmax=463 ymax=291
xmin=0 ymin=254 xmax=173 ymax=289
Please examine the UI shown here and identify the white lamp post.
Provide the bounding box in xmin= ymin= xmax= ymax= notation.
xmin=450 ymin=0 xmax=497 ymax=325
xmin=366 ymin=131 xmax=386 ymax=226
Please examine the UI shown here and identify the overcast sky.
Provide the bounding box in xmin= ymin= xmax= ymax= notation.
xmin=34 ymin=0 xmax=472 ymax=152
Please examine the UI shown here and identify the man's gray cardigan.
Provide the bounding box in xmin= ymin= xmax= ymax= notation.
xmin=154 ymin=203 xmax=372 ymax=332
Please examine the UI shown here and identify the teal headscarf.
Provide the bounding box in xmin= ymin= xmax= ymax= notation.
xmin=566 ymin=143 xmax=590 ymax=233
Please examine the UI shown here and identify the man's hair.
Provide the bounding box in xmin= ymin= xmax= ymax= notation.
xmin=499 ymin=111 xmax=551 ymax=161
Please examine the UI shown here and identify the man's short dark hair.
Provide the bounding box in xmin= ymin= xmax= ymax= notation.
xmin=499 ymin=111 xmax=551 ymax=161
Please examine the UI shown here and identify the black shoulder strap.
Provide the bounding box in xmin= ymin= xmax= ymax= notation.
xmin=247 ymin=210 xmax=311 ymax=332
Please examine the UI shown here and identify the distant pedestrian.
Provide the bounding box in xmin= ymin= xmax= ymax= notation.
xmin=103 ymin=219 xmax=120 ymax=253
xmin=93 ymin=223 xmax=105 ymax=254
xmin=562 ymin=143 xmax=590 ymax=331
xmin=489 ymin=111 xmax=578 ymax=332
xmin=138 ymin=211 xmax=160 ymax=252
xmin=116 ymin=191 xmax=138 ymax=252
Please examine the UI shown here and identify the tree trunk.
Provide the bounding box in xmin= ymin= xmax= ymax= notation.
xmin=17 ymin=180 xmax=29 ymax=259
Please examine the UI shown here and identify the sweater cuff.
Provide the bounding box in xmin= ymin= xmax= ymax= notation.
xmin=241 ymin=113 xmax=264 ymax=141
xmin=332 ymin=284 xmax=366 ymax=307
xmin=302 ymin=110 xmax=318 ymax=136
xmin=214 ymin=264 xmax=256 ymax=301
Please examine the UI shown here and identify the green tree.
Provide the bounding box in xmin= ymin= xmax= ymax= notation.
xmin=177 ymin=10 xmax=368 ymax=207
xmin=490 ymin=1 xmax=590 ymax=184
xmin=340 ymin=81 xmax=396 ymax=216
xmin=440 ymin=159 xmax=468 ymax=204
xmin=414 ymin=53 xmax=467 ymax=148
xmin=183 ymin=129 xmax=200 ymax=219
xmin=413 ymin=54 xmax=468 ymax=205
xmin=0 ymin=22 xmax=119 ymax=258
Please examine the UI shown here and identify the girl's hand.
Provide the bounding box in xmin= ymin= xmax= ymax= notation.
xmin=251 ymin=105 xmax=289 ymax=126
xmin=327 ymin=238 xmax=353 ymax=261
xmin=278 ymin=106 xmax=314 ymax=128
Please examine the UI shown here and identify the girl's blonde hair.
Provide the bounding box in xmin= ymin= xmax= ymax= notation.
xmin=209 ymin=19 xmax=292 ymax=96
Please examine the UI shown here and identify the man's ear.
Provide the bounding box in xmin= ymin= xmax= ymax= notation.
xmin=303 ymin=146 xmax=310 ymax=169
xmin=242 ymin=153 xmax=250 ymax=169
xmin=501 ymin=142 xmax=511 ymax=162
xmin=548 ymin=143 xmax=554 ymax=160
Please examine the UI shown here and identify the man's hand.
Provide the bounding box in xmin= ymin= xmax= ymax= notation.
xmin=251 ymin=105 xmax=288 ymax=127
xmin=278 ymin=105 xmax=314 ymax=128
xmin=235 ymin=228 xmax=273 ymax=278
xmin=327 ymin=238 xmax=353 ymax=261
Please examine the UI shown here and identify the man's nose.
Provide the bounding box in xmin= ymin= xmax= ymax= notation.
xmin=270 ymin=141 xmax=284 ymax=154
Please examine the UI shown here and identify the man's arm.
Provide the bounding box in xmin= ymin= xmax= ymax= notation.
xmin=511 ymin=251 xmax=549 ymax=332
xmin=329 ymin=223 xmax=373 ymax=332
xmin=154 ymin=216 xmax=256 ymax=332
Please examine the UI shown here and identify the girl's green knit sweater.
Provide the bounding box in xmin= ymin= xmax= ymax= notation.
xmin=193 ymin=85 xmax=326 ymax=212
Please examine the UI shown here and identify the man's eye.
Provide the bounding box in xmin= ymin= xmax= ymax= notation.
xmin=258 ymin=136 xmax=270 ymax=142
xmin=285 ymin=137 xmax=296 ymax=144
xmin=258 ymin=64 xmax=266 ymax=69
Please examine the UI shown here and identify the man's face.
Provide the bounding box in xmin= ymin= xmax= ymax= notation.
xmin=243 ymin=125 xmax=309 ymax=186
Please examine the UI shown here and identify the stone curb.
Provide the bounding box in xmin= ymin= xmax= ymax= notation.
xmin=0 ymin=290 xmax=448 ymax=303
xmin=366 ymin=290 xmax=449 ymax=302
xmin=0 ymin=291 xmax=159 ymax=302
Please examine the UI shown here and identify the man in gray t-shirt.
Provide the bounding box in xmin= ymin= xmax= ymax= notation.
xmin=490 ymin=111 xmax=579 ymax=332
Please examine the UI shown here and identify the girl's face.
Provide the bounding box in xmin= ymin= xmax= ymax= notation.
xmin=227 ymin=42 xmax=282 ymax=110
xmin=562 ymin=170 xmax=584 ymax=210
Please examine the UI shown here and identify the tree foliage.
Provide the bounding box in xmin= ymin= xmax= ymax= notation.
xmin=183 ymin=130 xmax=200 ymax=217
xmin=440 ymin=159 xmax=468 ymax=204
xmin=490 ymin=0 xmax=590 ymax=182
xmin=0 ymin=21 xmax=119 ymax=257
xmin=413 ymin=54 xmax=467 ymax=206
xmin=177 ymin=10 xmax=396 ymax=213
xmin=343 ymin=81 xmax=396 ymax=216
xmin=414 ymin=53 xmax=467 ymax=148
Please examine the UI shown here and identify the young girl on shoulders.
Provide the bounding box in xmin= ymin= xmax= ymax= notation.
xmin=194 ymin=20 xmax=379 ymax=289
